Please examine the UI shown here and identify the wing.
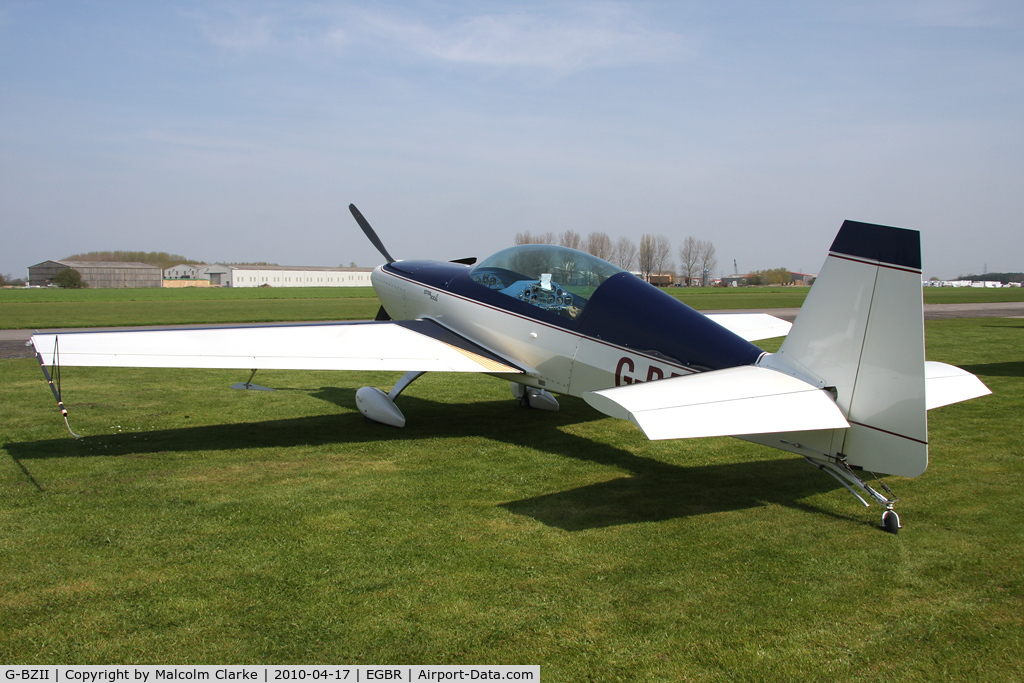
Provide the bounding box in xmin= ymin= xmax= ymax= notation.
xmin=584 ymin=365 xmax=848 ymax=440
xmin=925 ymin=361 xmax=991 ymax=410
xmin=703 ymin=313 xmax=792 ymax=341
xmin=31 ymin=320 xmax=522 ymax=374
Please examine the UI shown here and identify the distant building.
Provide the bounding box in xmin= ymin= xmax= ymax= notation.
xmin=171 ymin=264 xmax=374 ymax=288
xmin=789 ymin=272 xmax=816 ymax=285
xmin=164 ymin=263 xmax=204 ymax=279
xmin=160 ymin=263 xmax=374 ymax=287
xmin=28 ymin=260 xmax=162 ymax=288
xmin=719 ymin=271 xmax=817 ymax=287
xmin=648 ymin=273 xmax=675 ymax=287
xmin=926 ymin=279 xmax=1014 ymax=288
xmin=199 ymin=264 xmax=232 ymax=286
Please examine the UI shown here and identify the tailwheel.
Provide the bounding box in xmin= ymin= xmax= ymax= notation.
xmin=882 ymin=509 xmax=901 ymax=535
xmin=804 ymin=456 xmax=902 ymax=534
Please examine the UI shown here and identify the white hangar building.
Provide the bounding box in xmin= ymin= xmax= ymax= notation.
xmin=201 ymin=265 xmax=374 ymax=288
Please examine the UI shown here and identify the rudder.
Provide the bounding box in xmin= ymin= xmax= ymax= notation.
xmin=759 ymin=221 xmax=928 ymax=477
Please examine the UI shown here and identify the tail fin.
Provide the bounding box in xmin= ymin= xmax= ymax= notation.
xmin=757 ymin=221 xmax=930 ymax=477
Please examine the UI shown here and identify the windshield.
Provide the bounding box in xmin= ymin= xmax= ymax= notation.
xmin=469 ymin=244 xmax=625 ymax=320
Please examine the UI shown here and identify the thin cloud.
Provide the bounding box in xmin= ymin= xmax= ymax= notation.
xmin=198 ymin=10 xmax=277 ymax=51
xmin=193 ymin=3 xmax=685 ymax=72
xmin=358 ymin=7 xmax=685 ymax=72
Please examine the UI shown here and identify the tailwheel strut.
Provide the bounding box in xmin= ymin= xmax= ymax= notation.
xmin=805 ymin=456 xmax=902 ymax=534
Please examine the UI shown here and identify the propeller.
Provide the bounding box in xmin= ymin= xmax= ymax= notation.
xmin=349 ymin=203 xmax=476 ymax=320
xmin=349 ymin=203 xmax=396 ymax=264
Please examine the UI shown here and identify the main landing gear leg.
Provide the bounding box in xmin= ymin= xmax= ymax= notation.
xmin=231 ymin=368 xmax=275 ymax=391
xmin=805 ymin=456 xmax=902 ymax=534
xmin=355 ymin=371 xmax=425 ymax=428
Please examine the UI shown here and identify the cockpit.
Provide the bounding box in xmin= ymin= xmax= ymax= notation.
xmin=469 ymin=244 xmax=626 ymax=320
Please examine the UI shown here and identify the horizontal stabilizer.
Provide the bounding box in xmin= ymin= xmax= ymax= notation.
xmin=584 ymin=365 xmax=849 ymax=440
xmin=704 ymin=313 xmax=792 ymax=341
xmin=925 ymin=361 xmax=991 ymax=410
xmin=31 ymin=320 xmax=523 ymax=374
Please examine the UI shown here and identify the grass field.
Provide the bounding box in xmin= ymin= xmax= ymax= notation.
xmin=0 ymin=287 xmax=381 ymax=329
xmin=1 ymin=317 xmax=1021 ymax=679
xmin=1 ymin=285 xmax=1022 ymax=329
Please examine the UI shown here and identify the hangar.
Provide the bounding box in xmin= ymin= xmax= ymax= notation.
xmin=221 ymin=265 xmax=373 ymax=288
xmin=163 ymin=264 xmax=374 ymax=287
xmin=28 ymin=260 xmax=162 ymax=288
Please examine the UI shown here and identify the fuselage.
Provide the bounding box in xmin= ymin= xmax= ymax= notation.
xmin=371 ymin=251 xmax=763 ymax=399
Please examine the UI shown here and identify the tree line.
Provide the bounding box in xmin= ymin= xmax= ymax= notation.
xmin=745 ymin=267 xmax=794 ymax=286
xmin=62 ymin=250 xmax=201 ymax=270
xmin=955 ymin=272 xmax=1023 ymax=284
xmin=514 ymin=230 xmax=717 ymax=286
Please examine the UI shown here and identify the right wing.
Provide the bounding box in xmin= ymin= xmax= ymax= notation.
xmin=30 ymin=320 xmax=522 ymax=374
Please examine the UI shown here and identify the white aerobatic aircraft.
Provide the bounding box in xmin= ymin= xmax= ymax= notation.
xmin=32 ymin=206 xmax=991 ymax=533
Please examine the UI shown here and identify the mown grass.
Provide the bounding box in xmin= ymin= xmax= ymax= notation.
xmin=0 ymin=287 xmax=380 ymax=302
xmin=0 ymin=288 xmax=380 ymax=329
xmin=3 ymin=285 xmax=1021 ymax=329
xmin=922 ymin=287 xmax=1024 ymax=304
xmin=1 ymin=318 xmax=1021 ymax=679
xmin=670 ymin=285 xmax=1024 ymax=309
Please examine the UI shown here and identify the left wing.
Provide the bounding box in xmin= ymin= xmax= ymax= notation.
xmin=584 ymin=365 xmax=848 ymax=440
xmin=31 ymin=320 xmax=523 ymax=374
xmin=704 ymin=313 xmax=792 ymax=341
xmin=925 ymin=361 xmax=991 ymax=409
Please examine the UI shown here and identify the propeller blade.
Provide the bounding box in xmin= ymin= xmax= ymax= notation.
xmin=450 ymin=257 xmax=477 ymax=265
xmin=349 ymin=204 xmax=396 ymax=264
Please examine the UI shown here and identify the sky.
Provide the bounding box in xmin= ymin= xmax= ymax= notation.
xmin=2 ymin=1 xmax=1022 ymax=280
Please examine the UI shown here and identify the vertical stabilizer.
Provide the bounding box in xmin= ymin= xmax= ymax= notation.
xmin=758 ymin=221 xmax=928 ymax=477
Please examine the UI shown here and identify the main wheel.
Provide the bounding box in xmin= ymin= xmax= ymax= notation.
xmin=882 ymin=509 xmax=900 ymax=535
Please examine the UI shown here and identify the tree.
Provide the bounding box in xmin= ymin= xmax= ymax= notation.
xmin=748 ymin=267 xmax=791 ymax=285
xmin=61 ymin=250 xmax=200 ymax=270
xmin=653 ymin=235 xmax=674 ymax=281
xmin=53 ymin=268 xmax=88 ymax=289
xmin=585 ymin=232 xmax=613 ymax=261
xmin=559 ymin=230 xmax=582 ymax=251
xmin=613 ymin=236 xmax=637 ymax=271
xmin=514 ymin=231 xmax=555 ymax=245
xmin=637 ymin=234 xmax=655 ymax=282
xmin=698 ymin=239 xmax=717 ymax=286
xmin=678 ymin=236 xmax=700 ymax=286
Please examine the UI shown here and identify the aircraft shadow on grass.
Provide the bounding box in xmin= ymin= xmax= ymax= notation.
xmin=959 ymin=361 xmax=1024 ymax=378
xmin=6 ymin=387 xmax=850 ymax=530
